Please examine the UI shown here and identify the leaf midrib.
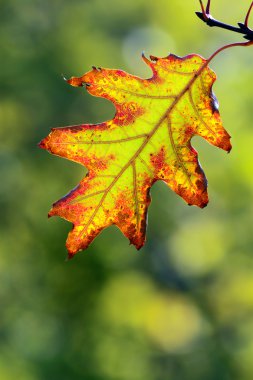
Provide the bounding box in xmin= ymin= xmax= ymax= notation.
xmin=74 ymin=60 xmax=208 ymax=234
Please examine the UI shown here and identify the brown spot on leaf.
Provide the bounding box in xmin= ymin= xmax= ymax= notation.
xmin=114 ymin=102 xmax=146 ymax=126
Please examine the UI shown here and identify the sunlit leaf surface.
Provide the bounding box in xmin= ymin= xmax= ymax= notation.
xmin=40 ymin=53 xmax=231 ymax=256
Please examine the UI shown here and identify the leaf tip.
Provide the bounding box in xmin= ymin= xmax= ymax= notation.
xmin=128 ymin=233 xmax=146 ymax=251
xmin=66 ymin=241 xmax=83 ymax=259
xmin=91 ymin=66 xmax=102 ymax=72
xmin=66 ymin=251 xmax=75 ymax=260
xmin=149 ymin=54 xmax=158 ymax=62
xmin=141 ymin=51 xmax=151 ymax=65
xmin=188 ymin=199 xmax=208 ymax=208
xmin=38 ymin=133 xmax=54 ymax=153
xmin=221 ymin=136 xmax=232 ymax=153
xmin=38 ymin=138 xmax=47 ymax=150
xmin=48 ymin=208 xmax=55 ymax=218
xmin=226 ymin=143 xmax=232 ymax=153
xmin=66 ymin=76 xmax=84 ymax=87
xmin=200 ymin=201 xmax=208 ymax=209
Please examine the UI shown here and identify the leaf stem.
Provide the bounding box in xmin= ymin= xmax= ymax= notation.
xmin=245 ymin=2 xmax=253 ymax=28
xmin=207 ymin=40 xmax=253 ymax=64
xmin=206 ymin=0 xmax=211 ymax=14
xmin=198 ymin=0 xmax=208 ymax=21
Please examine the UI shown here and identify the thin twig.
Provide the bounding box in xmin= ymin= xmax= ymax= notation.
xmin=206 ymin=0 xmax=211 ymax=14
xmin=199 ymin=0 xmax=208 ymax=21
xmin=244 ymin=1 xmax=253 ymax=28
xmin=207 ymin=40 xmax=253 ymax=64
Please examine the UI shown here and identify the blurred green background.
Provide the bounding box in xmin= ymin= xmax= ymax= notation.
xmin=1 ymin=0 xmax=253 ymax=379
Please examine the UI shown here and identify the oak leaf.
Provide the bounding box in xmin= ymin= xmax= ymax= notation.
xmin=39 ymin=53 xmax=231 ymax=257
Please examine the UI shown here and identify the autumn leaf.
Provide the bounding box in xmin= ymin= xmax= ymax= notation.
xmin=39 ymin=53 xmax=231 ymax=257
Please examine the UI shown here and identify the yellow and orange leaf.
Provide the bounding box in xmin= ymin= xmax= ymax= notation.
xmin=39 ymin=53 xmax=231 ymax=257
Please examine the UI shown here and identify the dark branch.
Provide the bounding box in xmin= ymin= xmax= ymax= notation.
xmin=196 ymin=2 xmax=253 ymax=41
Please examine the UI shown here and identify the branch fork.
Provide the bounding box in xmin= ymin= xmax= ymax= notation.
xmin=196 ymin=0 xmax=253 ymax=41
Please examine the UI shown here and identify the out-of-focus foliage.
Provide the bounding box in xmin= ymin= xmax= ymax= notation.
xmin=1 ymin=1 xmax=253 ymax=379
